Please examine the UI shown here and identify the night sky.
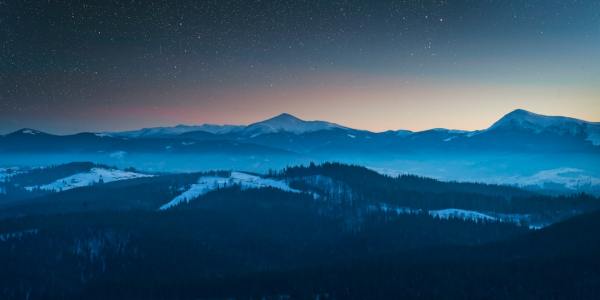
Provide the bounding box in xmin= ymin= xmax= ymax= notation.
xmin=1 ymin=0 xmax=599 ymax=133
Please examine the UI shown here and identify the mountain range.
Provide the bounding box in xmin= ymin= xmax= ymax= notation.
xmin=1 ymin=112 xmax=599 ymax=298
xmin=1 ymin=109 xmax=599 ymax=155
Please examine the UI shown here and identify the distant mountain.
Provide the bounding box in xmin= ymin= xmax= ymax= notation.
xmin=486 ymin=109 xmax=600 ymax=145
xmin=2 ymin=109 xmax=598 ymax=156
xmin=446 ymin=109 xmax=600 ymax=152
xmin=490 ymin=109 xmax=596 ymax=134
xmin=173 ymin=109 xmax=600 ymax=154
xmin=6 ymin=128 xmax=47 ymax=136
xmin=0 ymin=129 xmax=292 ymax=156
xmin=241 ymin=113 xmax=346 ymax=136
xmin=108 ymin=113 xmax=345 ymax=139
xmin=110 ymin=124 xmax=243 ymax=138
xmin=233 ymin=127 xmax=383 ymax=153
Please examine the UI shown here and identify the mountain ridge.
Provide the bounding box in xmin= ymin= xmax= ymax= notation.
xmin=2 ymin=109 xmax=598 ymax=155
xmin=242 ymin=113 xmax=347 ymax=136
xmin=4 ymin=109 xmax=599 ymax=138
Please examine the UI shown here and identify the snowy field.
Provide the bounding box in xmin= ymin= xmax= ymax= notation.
xmin=25 ymin=168 xmax=152 ymax=192
xmin=160 ymin=171 xmax=300 ymax=210
xmin=429 ymin=209 xmax=496 ymax=222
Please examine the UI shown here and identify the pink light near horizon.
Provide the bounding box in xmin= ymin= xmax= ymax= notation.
xmin=10 ymin=73 xmax=598 ymax=134
xmin=79 ymin=74 xmax=599 ymax=133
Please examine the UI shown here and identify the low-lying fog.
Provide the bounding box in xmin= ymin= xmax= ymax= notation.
xmin=2 ymin=152 xmax=599 ymax=195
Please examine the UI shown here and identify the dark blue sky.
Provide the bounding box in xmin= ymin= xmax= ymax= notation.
xmin=1 ymin=0 xmax=599 ymax=133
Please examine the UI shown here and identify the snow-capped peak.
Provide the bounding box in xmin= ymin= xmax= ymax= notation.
xmin=486 ymin=109 xmax=600 ymax=145
xmin=489 ymin=109 xmax=589 ymax=133
xmin=243 ymin=113 xmax=346 ymax=135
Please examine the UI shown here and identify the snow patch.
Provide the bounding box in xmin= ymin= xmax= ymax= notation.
xmin=443 ymin=136 xmax=457 ymax=142
xmin=22 ymin=129 xmax=38 ymax=135
xmin=25 ymin=168 xmax=152 ymax=192
xmin=0 ymin=229 xmax=38 ymax=242
xmin=0 ymin=167 xmax=21 ymax=193
xmin=109 ymin=151 xmax=127 ymax=159
xmin=0 ymin=167 xmax=20 ymax=182
xmin=429 ymin=209 xmax=496 ymax=222
xmin=586 ymin=127 xmax=600 ymax=146
xmin=466 ymin=130 xmax=482 ymax=137
xmin=366 ymin=167 xmax=407 ymax=178
xmin=368 ymin=203 xmax=422 ymax=215
xmin=367 ymin=202 xmax=545 ymax=228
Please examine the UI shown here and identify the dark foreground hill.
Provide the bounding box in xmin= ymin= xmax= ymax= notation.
xmin=0 ymin=192 xmax=598 ymax=299
xmin=0 ymin=163 xmax=599 ymax=299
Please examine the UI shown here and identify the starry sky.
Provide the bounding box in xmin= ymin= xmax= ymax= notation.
xmin=1 ymin=0 xmax=599 ymax=134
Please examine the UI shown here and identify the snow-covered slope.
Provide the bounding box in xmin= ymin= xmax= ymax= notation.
xmin=366 ymin=203 xmax=544 ymax=227
xmin=25 ymin=168 xmax=152 ymax=192
xmin=429 ymin=209 xmax=497 ymax=222
xmin=243 ymin=113 xmax=346 ymax=136
xmin=159 ymin=171 xmax=300 ymax=210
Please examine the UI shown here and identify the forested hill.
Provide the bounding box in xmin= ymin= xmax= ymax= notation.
xmin=280 ymin=162 xmax=534 ymax=197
